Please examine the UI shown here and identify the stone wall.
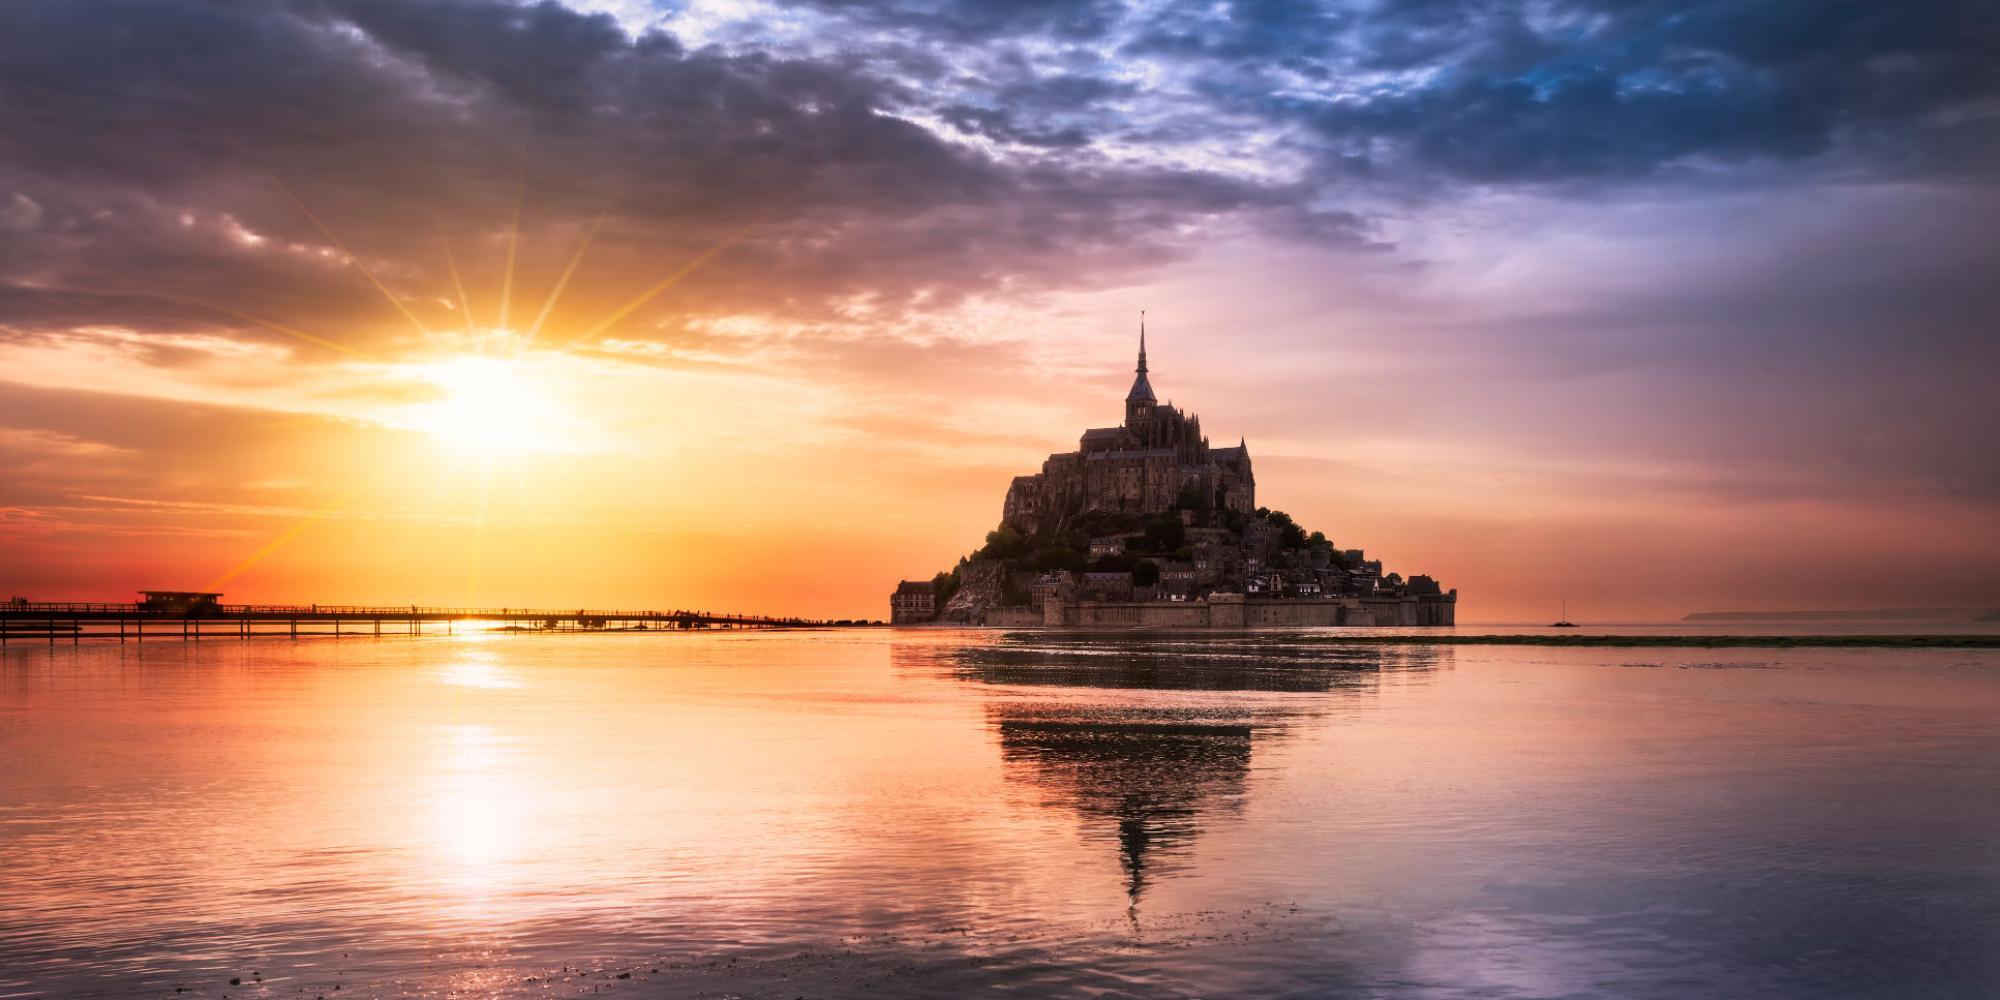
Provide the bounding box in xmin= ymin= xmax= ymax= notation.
xmin=982 ymin=606 xmax=1043 ymax=627
xmin=1036 ymin=594 xmax=1454 ymax=628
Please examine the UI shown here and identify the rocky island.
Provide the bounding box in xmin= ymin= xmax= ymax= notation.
xmin=893 ymin=327 xmax=1456 ymax=627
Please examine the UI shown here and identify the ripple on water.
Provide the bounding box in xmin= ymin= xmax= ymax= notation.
xmin=1 ymin=631 xmax=1996 ymax=998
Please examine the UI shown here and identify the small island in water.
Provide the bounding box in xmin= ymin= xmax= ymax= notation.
xmin=892 ymin=327 xmax=1456 ymax=627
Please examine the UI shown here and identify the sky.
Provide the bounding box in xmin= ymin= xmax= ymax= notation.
xmin=1 ymin=0 xmax=1995 ymax=623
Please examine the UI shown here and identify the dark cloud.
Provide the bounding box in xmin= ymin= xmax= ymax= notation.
xmin=792 ymin=0 xmax=1127 ymax=43
xmin=0 ymin=0 xmax=1325 ymax=349
xmin=1154 ymin=0 xmax=2000 ymax=182
xmin=0 ymin=0 xmax=1994 ymax=388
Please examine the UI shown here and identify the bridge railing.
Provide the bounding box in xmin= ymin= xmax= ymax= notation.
xmin=0 ymin=602 xmax=140 ymax=613
xmin=0 ymin=602 xmax=819 ymax=624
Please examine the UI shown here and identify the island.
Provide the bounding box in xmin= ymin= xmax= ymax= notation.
xmin=892 ymin=327 xmax=1456 ymax=627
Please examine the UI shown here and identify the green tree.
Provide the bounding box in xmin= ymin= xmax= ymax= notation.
xmin=1029 ymin=546 xmax=1089 ymax=572
xmin=931 ymin=566 xmax=962 ymax=606
xmin=978 ymin=525 xmax=1030 ymax=561
xmin=1132 ymin=559 xmax=1161 ymax=587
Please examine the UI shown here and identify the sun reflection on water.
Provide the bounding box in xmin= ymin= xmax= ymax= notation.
xmin=438 ymin=651 xmax=524 ymax=689
xmin=430 ymin=724 xmax=522 ymax=892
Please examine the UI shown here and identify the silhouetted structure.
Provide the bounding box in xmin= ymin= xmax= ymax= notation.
xmin=138 ymin=591 xmax=223 ymax=616
xmin=1003 ymin=321 xmax=1255 ymax=528
xmin=895 ymin=323 xmax=1456 ymax=625
xmin=0 ymin=597 xmax=854 ymax=644
xmin=890 ymin=580 xmax=937 ymax=624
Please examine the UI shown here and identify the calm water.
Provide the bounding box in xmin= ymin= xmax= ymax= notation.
xmin=2 ymin=629 xmax=1997 ymax=998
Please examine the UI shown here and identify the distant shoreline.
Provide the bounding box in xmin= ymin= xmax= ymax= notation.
xmin=1293 ymin=634 xmax=2000 ymax=648
xmin=1683 ymin=608 xmax=1997 ymax=622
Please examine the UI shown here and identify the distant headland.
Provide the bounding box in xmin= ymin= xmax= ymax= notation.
xmin=892 ymin=323 xmax=1455 ymax=627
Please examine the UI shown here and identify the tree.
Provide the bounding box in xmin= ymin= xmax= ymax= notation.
xmin=932 ymin=566 xmax=961 ymax=606
xmin=978 ymin=525 xmax=1030 ymax=561
xmin=1132 ymin=559 xmax=1161 ymax=587
xmin=1143 ymin=514 xmax=1185 ymax=552
xmin=1028 ymin=546 xmax=1088 ymax=572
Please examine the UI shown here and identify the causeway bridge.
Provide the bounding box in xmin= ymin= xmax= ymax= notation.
xmin=1 ymin=596 xmax=859 ymax=644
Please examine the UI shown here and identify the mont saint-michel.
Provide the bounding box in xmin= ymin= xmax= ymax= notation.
xmin=892 ymin=328 xmax=1457 ymax=627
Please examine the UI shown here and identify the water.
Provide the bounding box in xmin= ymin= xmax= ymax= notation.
xmin=2 ymin=629 xmax=1996 ymax=998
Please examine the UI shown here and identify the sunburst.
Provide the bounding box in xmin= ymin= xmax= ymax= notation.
xmin=193 ymin=151 xmax=766 ymax=598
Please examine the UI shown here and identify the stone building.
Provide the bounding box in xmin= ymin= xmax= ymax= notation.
xmin=1003 ymin=327 xmax=1255 ymax=533
xmin=889 ymin=580 xmax=936 ymax=623
xmin=891 ymin=323 xmax=1455 ymax=627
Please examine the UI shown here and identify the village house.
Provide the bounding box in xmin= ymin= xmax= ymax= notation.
xmin=889 ymin=581 xmax=936 ymax=624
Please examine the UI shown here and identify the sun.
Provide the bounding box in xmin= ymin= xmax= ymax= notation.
xmin=408 ymin=354 xmax=568 ymax=454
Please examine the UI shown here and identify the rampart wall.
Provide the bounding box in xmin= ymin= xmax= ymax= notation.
xmin=1023 ymin=595 xmax=1454 ymax=628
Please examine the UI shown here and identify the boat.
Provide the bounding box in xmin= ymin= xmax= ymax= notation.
xmin=1551 ymin=598 xmax=1578 ymax=628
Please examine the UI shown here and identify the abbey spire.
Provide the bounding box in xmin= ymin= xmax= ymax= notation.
xmin=1126 ymin=312 xmax=1156 ymax=406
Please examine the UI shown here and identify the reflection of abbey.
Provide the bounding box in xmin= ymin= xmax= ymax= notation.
xmin=892 ymin=325 xmax=1456 ymax=627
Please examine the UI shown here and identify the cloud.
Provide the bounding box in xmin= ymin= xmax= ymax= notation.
xmin=1151 ymin=0 xmax=2000 ymax=184
xmin=0 ymin=0 xmax=1340 ymax=360
xmin=0 ymin=0 xmax=1996 ymax=615
xmin=5 ymin=0 xmax=1990 ymax=360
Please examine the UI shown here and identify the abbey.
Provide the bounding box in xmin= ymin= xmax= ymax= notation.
xmin=1002 ymin=327 xmax=1257 ymax=532
xmin=894 ymin=325 xmax=1455 ymax=628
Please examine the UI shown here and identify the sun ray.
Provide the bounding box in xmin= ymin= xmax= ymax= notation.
xmin=522 ymin=209 xmax=607 ymax=349
xmin=496 ymin=144 xmax=527 ymax=333
xmin=261 ymin=167 xmax=436 ymax=344
xmin=173 ymin=295 xmax=378 ymax=363
xmin=444 ymin=238 xmax=478 ymax=336
xmin=203 ymin=487 xmax=361 ymax=591
xmin=548 ymin=216 xmax=763 ymax=353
